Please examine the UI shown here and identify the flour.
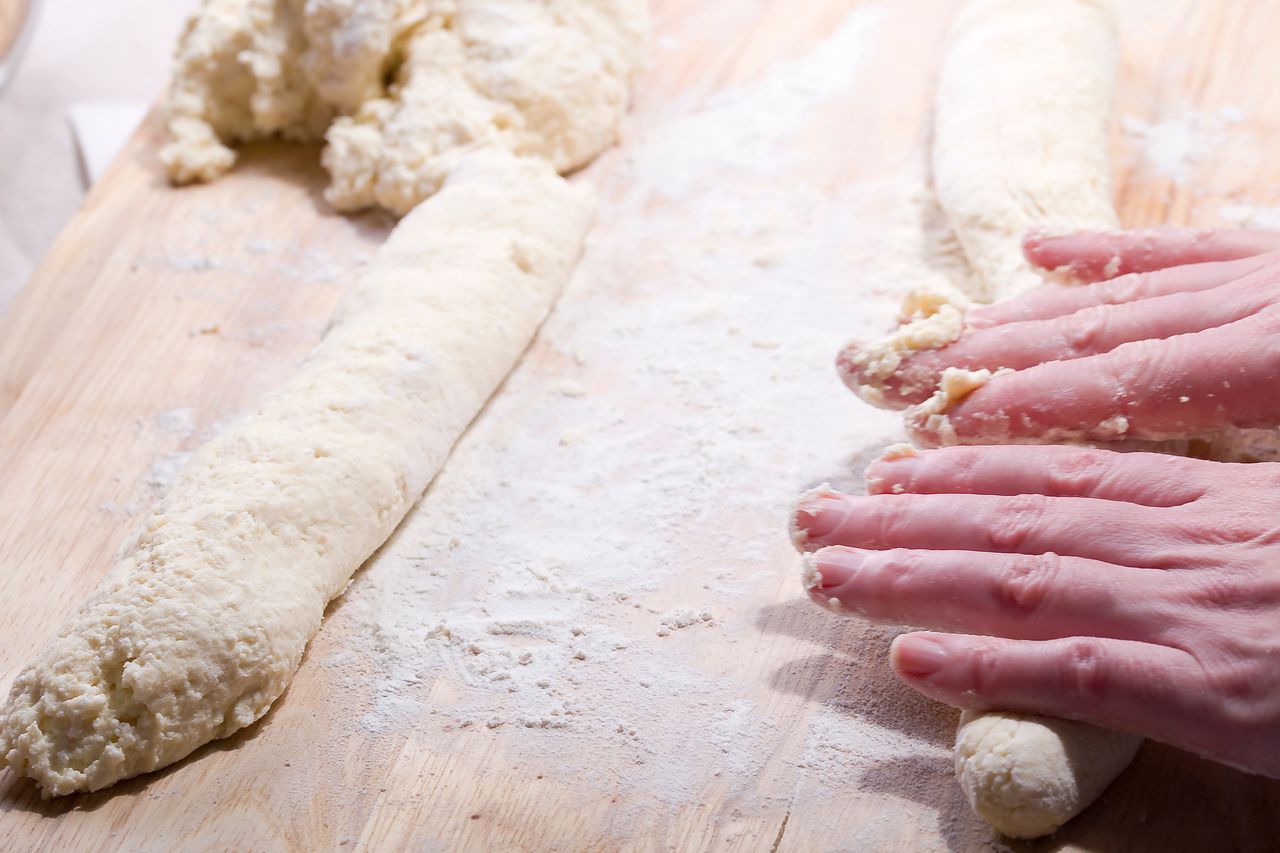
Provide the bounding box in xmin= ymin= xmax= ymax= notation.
xmin=310 ymin=6 xmax=970 ymax=844
xmin=153 ymin=407 xmax=197 ymax=437
xmin=1219 ymin=203 xmax=1280 ymax=230
xmin=656 ymin=608 xmax=713 ymax=637
xmin=164 ymin=252 xmax=224 ymax=272
xmin=1122 ymin=107 xmax=1244 ymax=184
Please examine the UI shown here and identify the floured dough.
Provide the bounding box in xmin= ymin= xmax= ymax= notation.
xmin=0 ymin=153 xmax=594 ymax=796
xmin=927 ymin=0 xmax=1140 ymax=838
xmin=933 ymin=0 xmax=1119 ymax=301
xmin=849 ymin=0 xmax=1119 ymax=405
xmin=904 ymin=365 xmax=1004 ymax=445
xmin=323 ymin=0 xmax=648 ymax=214
xmin=163 ymin=0 xmax=335 ymax=183
xmin=844 ymin=300 xmax=968 ymax=409
xmin=162 ymin=0 xmax=648 ymax=214
xmin=955 ymin=710 xmax=1142 ymax=839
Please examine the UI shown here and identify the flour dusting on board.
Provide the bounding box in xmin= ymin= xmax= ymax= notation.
xmin=1122 ymin=107 xmax=1245 ymax=184
xmin=312 ymin=6 xmax=970 ymax=845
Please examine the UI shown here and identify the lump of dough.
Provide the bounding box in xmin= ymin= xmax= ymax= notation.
xmin=162 ymin=0 xmax=649 ymax=215
xmin=840 ymin=291 xmax=968 ymax=408
xmin=0 ymin=152 xmax=594 ymax=796
xmin=300 ymin=0 xmax=430 ymax=113
xmin=322 ymin=0 xmax=649 ymax=214
xmin=955 ymin=710 xmax=1142 ymax=839
xmin=162 ymin=0 xmax=335 ymax=183
xmin=933 ymin=0 xmax=1119 ymax=301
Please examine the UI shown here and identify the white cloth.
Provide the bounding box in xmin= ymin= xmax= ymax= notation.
xmin=0 ymin=0 xmax=197 ymax=311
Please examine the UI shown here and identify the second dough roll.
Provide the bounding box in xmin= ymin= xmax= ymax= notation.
xmin=0 ymin=152 xmax=595 ymax=796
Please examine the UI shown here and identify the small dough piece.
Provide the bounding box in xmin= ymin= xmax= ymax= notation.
xmin=300 ymin=0 xmax=430 ymax=113
xmin=322 ymin=0 xmax=649 ymax=214
xmin=162 ymin=0 xmax=335 ymax=183
xmin=842 ymin=295 xmax=968 ymax=408
xmin=927 ymin=1 xmax=1141 ymax=837
xmin=933 ymin=0 xmax=1120 ymax=301
xmin=162 ymin=0 xmax=649 ymax=215
xmin=0 ymin=153 xmax=594 ymax=796
xmin=905 ymin=365 xmax=1005 ymax=446
xmin=955 ymin=711 xmax=1142 ymax=839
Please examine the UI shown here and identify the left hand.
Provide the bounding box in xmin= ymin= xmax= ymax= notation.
xmin=836 ymin=228 xmax=1280 ymax=446
xmin=792 ymin=443 xmax=1280 ymax=778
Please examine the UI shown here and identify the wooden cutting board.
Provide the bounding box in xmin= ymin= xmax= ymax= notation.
xmin=3 ymin=1 xmax=1280 ymax=850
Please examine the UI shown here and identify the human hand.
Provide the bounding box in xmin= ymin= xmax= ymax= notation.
xmin=792 ymin=443 xmax=1280 ymax=778
xmin=837 ymin=228 xmax=1280 ymax=446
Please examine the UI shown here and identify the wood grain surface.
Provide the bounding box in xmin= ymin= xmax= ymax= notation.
xmin=3 ymin=1 xmax=1280 ymax=850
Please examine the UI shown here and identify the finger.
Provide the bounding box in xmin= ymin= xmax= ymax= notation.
xmin=877 ymin=277 xmax=1271 ymax=406
xmin=791 ymin=491 xmax=1182 ymax=567
xmin=912 ymin=310 xmax=1280 ymax=446
xmin=890 ymin=632 xmax=1206 ymax=762
xmin=866 ymin=445 xmax=1206 ymax=508
xmin=1023 ymin=228 xmax=1280 ymax=282
xmin=807 ymin=547 xmax=1167 ymax=643
xmin=967 ymin=253 xmax=1274 ymax=330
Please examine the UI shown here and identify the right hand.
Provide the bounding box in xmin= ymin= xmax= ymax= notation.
xmin=837 ymin=228 xmax=1280 ymax=446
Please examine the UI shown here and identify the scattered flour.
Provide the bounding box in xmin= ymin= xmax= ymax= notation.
xmin=164 ymin=252 xmax=223 ymax=272
xmin=153 ymin=407 xmax=196 ymax=436
xmin=1219 ymin=203 xmax=1280 ymax=231
xmin=1122 ymin=106 xmax=1245 ymax=184
xmin=656 ymin=608 xmax=713 ymax=637
xmin=301 ymin=4 xmax=976 ymax=847
xmin=145 ymin=451 xmax=191 ymax=495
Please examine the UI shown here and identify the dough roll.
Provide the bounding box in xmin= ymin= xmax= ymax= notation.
xmin=933 ymin=0 xmax=1143 ymax=838
xmin=934 ymin=0 xmax=1120 ymax=302
xmin=0 ymin=152 xmax=594 ymax=796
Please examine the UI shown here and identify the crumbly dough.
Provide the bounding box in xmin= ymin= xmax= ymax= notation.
xmin=844 ymin=297 xmax=967 ymax=408
xmin=162 ymin=0 xmax=648 ymax=214
xmin=904 ymin=366 xmax=1006 ymax=446
xmin=955 ymin=711 xmax=1142 ymax=839
xmin=0 ymin=153 xmax=594 ymax=796
xmin=923 ymin=1 xmax=1143 ymax=838
xmin=323 ymin=0 xmax=648 ymax=214
xmin=301 ymin=0 xmax=430 ymax=113
xmin=933 ymin=0 xmax=1120 ymax=301
xmin=162 ymin=0 xmax=335 ymax=183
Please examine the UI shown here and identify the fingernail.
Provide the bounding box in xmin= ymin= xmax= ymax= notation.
xmin=891 ymin=634 xmax=949 ymax=678
xmin=812 ymin=549 xmax=861 ymax=589
xmin=791 ymin=487 xmax=849 ymax=547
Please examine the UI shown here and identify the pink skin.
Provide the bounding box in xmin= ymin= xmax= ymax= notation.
xmin=804 ymin=228 xmax=1280 ymax=778
xmin=836 ymin=228 xmax=1280 ymax=445
xmin=793 ymin=444 xmax=1280 ymax=779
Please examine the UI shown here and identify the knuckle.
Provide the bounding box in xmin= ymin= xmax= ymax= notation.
xmin=876 ymin=549 xmax=923 ymax=592
xmin=1062 ymin=309 xmax=1108 ymax=355
xmin=1189 ymin=513 xmax=1272 ymax=547
xmin=878 ymin=496 xmax=923 ymax=546
xmin=1060 ymin=639 xmax=1110 ymax=701
xmin=1185 ymin=573 xmax=1252 ymax=610
xmin=1101 ymin=340 xmax=1166 ymax=398
xmin=1205 ymin=659 xmax=1277 ymax=729
xmin=1254 ymin=305 xmax=1280 ymax=336
xmin=1105 ymin=272 xmax=1146 ymax=302
xmin=994 ymin=553 xmax=1061 ymax=618
xmin=948 ymin=450 xmax=984 ymax=491
xmin=969 ymin=642 xmax=1003 ymax=696
xmin=1181 ymin=567 xmax=1280 ymax=612
xmin=1045 ymin=451 xmax=1107 ymax=494
xmin=987 ymin=494 xmax=1049 ymax=551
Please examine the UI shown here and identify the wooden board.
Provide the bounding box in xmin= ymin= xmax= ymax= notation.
xmin=3 ymin=1 xmax=1280 ymax=850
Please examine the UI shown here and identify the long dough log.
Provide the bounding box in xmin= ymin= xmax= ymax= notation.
xmin=0 ymin=152 xmax=594 ymax=796
xmin=933 ymin=0 xmax=1143 ymax=839
xmin=934 ymin=0 xmax=1119 ymax=302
